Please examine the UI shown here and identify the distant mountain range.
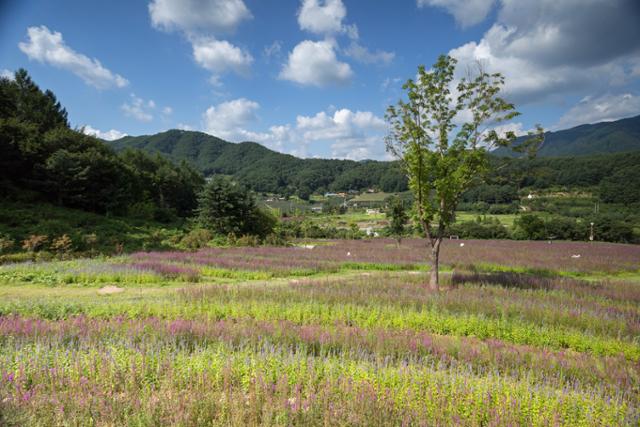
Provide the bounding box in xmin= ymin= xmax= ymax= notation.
xmin=493 ymin=114 xmax=640 ymax=157
xmin=110 ymin=114 xmax=640 ymax=195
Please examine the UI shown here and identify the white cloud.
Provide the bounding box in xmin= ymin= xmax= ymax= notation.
xmin=192 ymin=37 xmax=253 ymax=76
xmin=149 ymin=0 xmax=251 ymax=34
xmin=280 ymin=40 xmax=352 ymax=86
xmin=121 ymin=94 xmax=155 ymax=122
xmin=18 ymin=26 xmax=128 ymax=89
xmin=344 ymin=42 xmax=394 ymax=65
xmin=82 ymin=125 xmax=128 ymax=141
xmin=162 ymin=106 xmax=173 ymax=115
xmin=148 ymin=0 xmax=253 ymax=84
xmin=296 ymin=108 xmax=387 ymax=159
xmin=298 ymin=0 xmax=347 ymax=35
xmin=200 ymin=100 xmax=387 ymax=159
xmin=202 ymin=98 xmax=260 ymax=140
xmin=1 ymin=69 xmax=14 ymax=80
xmin=417 ymin=0 xmax=495 ymax=28
xmin=447 ymin=0 xmax=640 ymax=104
xmin=555 ymin=93 xmax=640 ymax=129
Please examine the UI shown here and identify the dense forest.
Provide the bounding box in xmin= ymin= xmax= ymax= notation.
xmin=113 ymin=129 xmax=640 ymax=204
xmin=0 ymin=69 xmax=204 ymax=221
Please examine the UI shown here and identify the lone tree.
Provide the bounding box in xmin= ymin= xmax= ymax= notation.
xmin=385 ymin=55 xmax=543 ymax=290
xmin=197 ymin=175 xmax=275 ymax=239
xmin=386 ymin=196 xmax=409 ymax=247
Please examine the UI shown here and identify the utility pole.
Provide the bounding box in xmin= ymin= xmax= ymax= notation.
xmin=589 ymin=222 xmax=594 ymax=242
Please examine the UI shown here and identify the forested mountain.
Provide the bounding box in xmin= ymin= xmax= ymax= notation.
xmin=112 ymin=130 xmax=408 ymax=198
xmin=494 ymin=115 xmax=640 ymax=157
xmin=112 ymin=116 xmax=640 ymax=198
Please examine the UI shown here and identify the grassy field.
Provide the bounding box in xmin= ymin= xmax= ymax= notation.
xmin=1 ymin=239 xmax=639 ymax=425
xmin=307 ymin=211 xmax=518 ymax=231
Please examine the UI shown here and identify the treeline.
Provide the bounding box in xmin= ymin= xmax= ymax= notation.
xmin=113 ymin=128 xmax=640 ymax=203
xmin=487 ymin=154 xmax=640 ymax=203
xmin=0 ymin=70 xmax=203 ymax=221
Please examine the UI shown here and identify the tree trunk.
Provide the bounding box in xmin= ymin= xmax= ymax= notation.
xmin=428 ymin=239 xmax=441 ymax=291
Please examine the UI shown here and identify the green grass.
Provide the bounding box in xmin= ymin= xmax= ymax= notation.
xmin=455 ymin=212 xmax=518 ymax=227
xmin=0 ymin=201 xmax=185 ymax=258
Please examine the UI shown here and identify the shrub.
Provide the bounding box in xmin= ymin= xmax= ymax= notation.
xmin=180 ymin=228 xmax=214 ymax=250
xmin=21 ymin=234 xmax=48 ymax=252
xmin=0 ymin=235 xmax=15 ymax=254
xmin=235 ymin=235 xmax=260 ymax=247
xmin=512 ymin=215 xmax=546 ymax=240
xmin=449 ymin=217 xmax=509 ymax=239
xmin=50 ymin=234 xmax=73 ymax=257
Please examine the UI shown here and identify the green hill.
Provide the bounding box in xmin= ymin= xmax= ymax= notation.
xmin=111 ymin=115 xmax=640 ymax=197
xmin=494 ymin=114 xmax=640 ymax=157
xmin=112 ymin=130 xmax=408 ymax=197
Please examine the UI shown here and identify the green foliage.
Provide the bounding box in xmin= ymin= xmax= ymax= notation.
xmin=386 ymin=196 xmax=408 ymax=241
xmin=513 ymin=214 xmax=548 ymax=240
xmin=0 ymin=69 xmax=204 ymax=220
xmin=385 ymin=54 xmax=543 ymax=287
xmin=513 ymin=213 xmax=637 ymax=243
xmin=109 ymin=113 xmax=640 ymax=202
xmin=0 ymin=202 xmax=185 ymax=259
xmin=448 ymin=216 xmax=510 ymax=239
xmin=599 ymin=165 xmax=640 ymax=204
xmin=197 ymin=176 xmax=276 ymax=239
xmin=179 ymin=228 xmax=214 ymax=250
xmin=112 ymin=129 xmax=410 ymax=198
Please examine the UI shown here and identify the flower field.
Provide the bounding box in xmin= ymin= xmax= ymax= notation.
xmin=0 ymin=239 xmax=639 ymax=425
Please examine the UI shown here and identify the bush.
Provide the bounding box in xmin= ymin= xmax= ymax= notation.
xmin=512 ymin=215 xmax=546 ymax=240
xmin=0 ymin=235 xmax=14 ymax=254
xmin=51 ymin=234 xmax=73 ymax=257
xmin=180 ymin=228 xmax=214 ymax=250
xmin=22 ymin=234 xmax=48 ymax=252
xmin=449 ymin=217 xmax=509 ymax=239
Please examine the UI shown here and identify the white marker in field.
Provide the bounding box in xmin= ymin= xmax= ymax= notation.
xmin=571 ymin=254 xmax=581 ymax=258
xmin=460 ymin=243 xmax=465 ymax=247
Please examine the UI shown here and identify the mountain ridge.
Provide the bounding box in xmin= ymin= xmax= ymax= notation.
xmin=496 ymin=114 xmax=640 ymax=157
xmin=110 ymin=115 xmax=640 ymax=196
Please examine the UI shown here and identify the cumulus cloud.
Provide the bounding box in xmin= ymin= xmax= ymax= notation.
xmin=18 ymin=26 xmax=128 ymax=89
xmin=298 ymin=0 xmax=347 ymax=36
xmin=192 ymin=37 xmax=253 ymax=75
xmin=149 ymin=0 xmax=251 ymax=34
xmin=344 ymin=42 xmax=394 ymax=65
xmin=555 ymin=93 xmax=640 ymax=129
xmin=417 ymin=0 xmax=495 ymax=28
xmin=121 ymin=94 xmax=155 ymax=122
xmin=82 ymin=125 xmax=128 ymax=141
xmin=202 ymin=98 xmax=260 ymax=140
xmin=162 ymin=106 xmax=173 ymax=115
xmin=200 ymin=100 xmax=387 ymax=159
xmin=447 ymin=0 xmax=640 ymax=105
xmin=1 ymin=69 xmax=14 ymax=80
xmin=148 ymin=0 xmax=253 ymax=83
xmin=296 ymin=108 xmax=387 ymax=159
xmin=280 ymin=40 xmax=352 ymax=86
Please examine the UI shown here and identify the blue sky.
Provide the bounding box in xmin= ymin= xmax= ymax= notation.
xmin=1 ymin=0 xmax=639 ymax=159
